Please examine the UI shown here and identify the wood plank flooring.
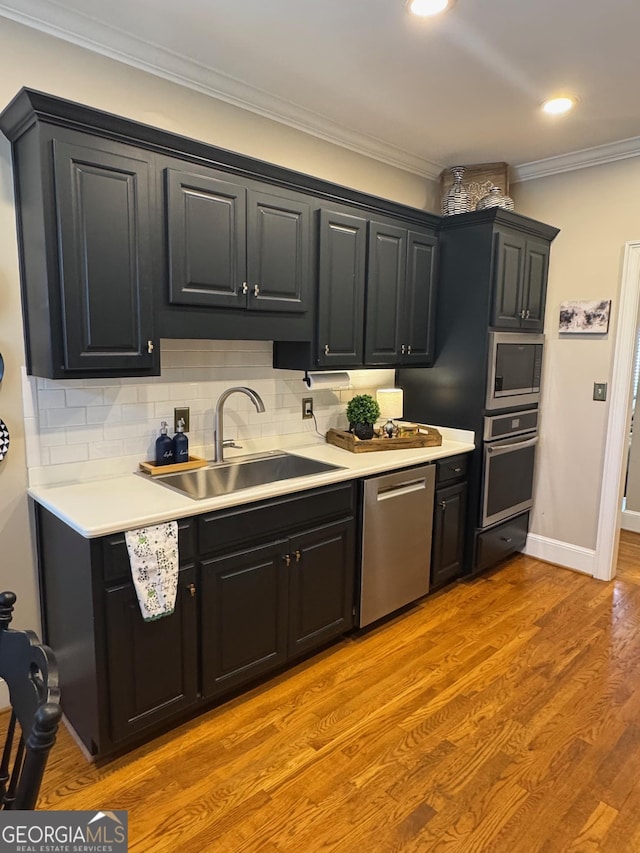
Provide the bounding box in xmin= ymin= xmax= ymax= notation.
xmin=28 ymin=532 xmax=640 ymax=850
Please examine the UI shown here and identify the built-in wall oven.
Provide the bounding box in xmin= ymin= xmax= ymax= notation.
xmin=481 ymin=408 xmax=539 ymax=528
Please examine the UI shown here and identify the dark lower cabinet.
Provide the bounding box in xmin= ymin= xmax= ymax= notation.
xmin=201 ymin=540 xmax=289 ymax=698
xmin=34 ymin=481 xmax=356 ymax=758
xmin=104 ymin=564 xmax=199 ymax=743
xmin=430 ymin=454 xmax=469 ymax=591
xmin=288 ymin=519 xmax=355 ymax=657
xmin=201 ymin=519 xmax=356 ymax=696
xmin=431 ymin=482 xmax=468 ymax=590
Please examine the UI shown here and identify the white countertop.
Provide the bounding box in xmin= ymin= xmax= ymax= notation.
xmin=28 ymin=430 xmax=475 ymax=538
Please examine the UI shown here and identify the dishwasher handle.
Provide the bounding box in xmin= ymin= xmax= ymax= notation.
xmin=376 ymin=477 xmax=428 ymax=502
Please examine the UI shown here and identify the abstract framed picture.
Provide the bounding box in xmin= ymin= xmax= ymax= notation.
xmin=559 ymin=299 xmax=612 ymax=334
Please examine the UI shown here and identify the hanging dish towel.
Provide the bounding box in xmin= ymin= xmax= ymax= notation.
xmin=125 ymin=522 xmax=179 ymax=621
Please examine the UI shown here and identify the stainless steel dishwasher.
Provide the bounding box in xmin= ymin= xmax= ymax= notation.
xmin=359 ymin=464 xmax=436 ymax=628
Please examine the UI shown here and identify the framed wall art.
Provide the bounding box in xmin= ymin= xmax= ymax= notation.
xmin=559 ymin=299 xmax=611 ymax=334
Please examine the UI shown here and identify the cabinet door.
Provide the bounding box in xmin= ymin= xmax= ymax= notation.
xmin=52 ymin=139 xmax=156 ymax=373
xmin=491 ymin=230 xmax=526 ymax=329
xmin=431 ymin=482 xmax=467 ymax=590
xmin=316 ymin=209 xmax=367 ymax=367
xmin=365 ymin=222 xmax=406 ymax=365
xmin=521 ymin=238 xmax=550 ymax=331
xmin=402 ymin=230 xmax=438 ymax=365
xmin=104 ymin=565 xmax=198 ymax=744
xmin=165 ymin=168 xmax=247 ymax=309
xmin=201 ymin=540 xmax=289 ymax=698
xmin=246 ymin=190 xmax=310 ymax=313
xmin=288 ymin=518 xmax=355 ymax=658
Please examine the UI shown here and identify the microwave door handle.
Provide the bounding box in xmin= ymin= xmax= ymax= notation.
xmin=487 ymin=435 xmax=539 ymax=456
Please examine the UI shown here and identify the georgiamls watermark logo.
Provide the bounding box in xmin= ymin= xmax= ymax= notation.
xmin=0 ymin=809 xmax=128 ymax=852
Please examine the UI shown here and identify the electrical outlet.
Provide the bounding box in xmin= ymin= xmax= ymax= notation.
xmin=174 ymin=407 xmax=190 ymax=432
xmin=302 ymin=397 xmax=314 ymax=420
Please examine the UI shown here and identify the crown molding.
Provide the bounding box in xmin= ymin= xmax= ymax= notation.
xmin=0 ymin=1 xmax=444 ymax=181
xmin=4 ymin=1 xmax=638 ymax=186
xmin=513 ymin=136 xmax=640 ymax=183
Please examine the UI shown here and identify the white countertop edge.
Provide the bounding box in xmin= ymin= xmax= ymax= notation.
xmin=28 ymin=435 xmax=475 ymax=539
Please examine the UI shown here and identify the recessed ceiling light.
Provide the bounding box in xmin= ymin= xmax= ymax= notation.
xmin=406 ymin=0 xmax=451 ymax=17
xmin=542 ymin=96 xmax=576 ymax=116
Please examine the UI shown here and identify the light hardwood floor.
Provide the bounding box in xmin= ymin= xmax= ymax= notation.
xmin=31 ymin=531 xmax=640 ymax=851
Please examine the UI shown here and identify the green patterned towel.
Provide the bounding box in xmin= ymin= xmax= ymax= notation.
xmin=125 ymin=522 xmax=179 ymax=621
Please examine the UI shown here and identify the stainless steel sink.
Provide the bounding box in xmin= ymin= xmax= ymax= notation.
xmin=146 ymin=451 xmax=344 ymax=500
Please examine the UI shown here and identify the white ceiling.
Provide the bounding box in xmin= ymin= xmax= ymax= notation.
xmin=1 ymin=0 xmax=639 ymax=182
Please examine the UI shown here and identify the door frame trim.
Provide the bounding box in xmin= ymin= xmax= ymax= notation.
xmin=594 ymin=241 xmax=640 ymax=580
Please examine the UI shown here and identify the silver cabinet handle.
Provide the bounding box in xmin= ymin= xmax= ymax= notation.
xmin=254 ymin=284 xmax=260 ymax=296
xmin=324 ymin=344 xmax=330 ymax=355
xmin=283 ymin=554 xmax=291 ymax=567
xmin=187 ymin=583 xmax=196 ymax=598
xmin=401 ymin=344 xmax=406 ymax=355
xmin=440 ymin=500 xmax=447 ymax=510
xmin=500 ymin=537 xmax=513 ymax=543
xmin=147 ymin=340 xmax=154 ymax=354
xmin=407 ymin=345 xmax=412 ymax=354
xmin=295 ymin=550 xmax=302 ymax=562
xmin=525 ymin=309 xmax=530 ymax=319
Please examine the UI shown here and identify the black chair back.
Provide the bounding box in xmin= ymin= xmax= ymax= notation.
xmin=0 ymin=591 xmax=62 ymax=809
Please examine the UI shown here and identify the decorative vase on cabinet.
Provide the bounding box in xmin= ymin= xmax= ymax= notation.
xmin=442 ymin=166 xmax=471 ymax=216
xmin=476 ymin=185 xmax=514 ymax=211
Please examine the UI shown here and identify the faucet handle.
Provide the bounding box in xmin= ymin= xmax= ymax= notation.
xmin=222 ymin=439 xmax=242 ymax=450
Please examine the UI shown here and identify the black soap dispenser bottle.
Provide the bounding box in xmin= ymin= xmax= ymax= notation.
xmin=173 ymin=418 xmax=189 ymax=464
xmin=155 ymin=421 xmax=174 ymax=466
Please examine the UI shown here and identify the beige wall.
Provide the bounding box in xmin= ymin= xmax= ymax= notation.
xmin=513 ymin=158 xmax=640 ymax=551
xmin=0 ymin=19 xmax=438 ymax=635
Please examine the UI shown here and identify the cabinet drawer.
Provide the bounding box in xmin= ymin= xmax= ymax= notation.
xmin=102 ymin=517 xmax=196 ymax=584
xmin=198 ymin=482 xmax=355 ymax=556
xmin=474 ymin=511 xmax=529 ymax=573
xmin=436 ymin=454 xmax=468 ymax=485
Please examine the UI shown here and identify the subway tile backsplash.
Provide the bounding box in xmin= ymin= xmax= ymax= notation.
xmin=23 ymin=340 xmax=395 ymax=486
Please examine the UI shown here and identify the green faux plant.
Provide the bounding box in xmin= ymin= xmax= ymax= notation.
xmin=346 ymin=394 xmax=380 ymax=426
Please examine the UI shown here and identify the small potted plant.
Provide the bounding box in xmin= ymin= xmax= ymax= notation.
xmin=346 ymin=394 xmax=380 ymax=441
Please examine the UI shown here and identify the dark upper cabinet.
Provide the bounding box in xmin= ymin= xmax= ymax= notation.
xmin=166 ymin=168 xmax=246 ymax=309
xmin=9 ymin=129 xmax=158 ymax=378
xmin=403 ymin=230 xmax=438 ymax=365
xmin=247 ymin=189 xmax=310 ymax=312
xmin=365 ymin=222 xmax=406 ymax=365
xmin=165 ymin=166 xmax=310 ymax=314
xmin=276 ymin=210 xmax=438 ymax=371
xmin=104 ymin=564 xmax=199 ymax=744
xmin=316 ymin=209 xmax=367 ymax=367
xmin=365 ymin=224 xmax=438 ymax=366
xmin=491 ymin=228 xmax=550 ymax=331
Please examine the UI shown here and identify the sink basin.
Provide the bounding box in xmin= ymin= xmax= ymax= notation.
xmin=147 ymin=451 xmax=344 ymax=500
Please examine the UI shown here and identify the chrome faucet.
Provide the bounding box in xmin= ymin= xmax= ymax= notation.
xmin=214 ymin=386 xmax=266 ymax=462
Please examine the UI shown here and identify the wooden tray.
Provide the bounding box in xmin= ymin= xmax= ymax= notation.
xmin=139 ymin=455 xmax=208 ymax=476
xmin=326 ymin=427 xmax=442 ymax=453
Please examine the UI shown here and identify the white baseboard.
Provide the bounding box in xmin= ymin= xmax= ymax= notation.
xmin=621 ymin=509 xmax=640 ymax=533
xmin=524 ymin=533 xmax=595 ymax=576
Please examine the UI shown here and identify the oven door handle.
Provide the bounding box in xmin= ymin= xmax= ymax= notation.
xmin=487 ymin=435 xmax=539 ymax=455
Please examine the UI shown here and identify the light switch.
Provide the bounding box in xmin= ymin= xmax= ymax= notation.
xmin=593 ymin=383 xmax=607 ymax=402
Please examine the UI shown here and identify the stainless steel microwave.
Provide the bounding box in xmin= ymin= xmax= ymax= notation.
xmin=486 ymin=332 xmax=544 ymax=411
